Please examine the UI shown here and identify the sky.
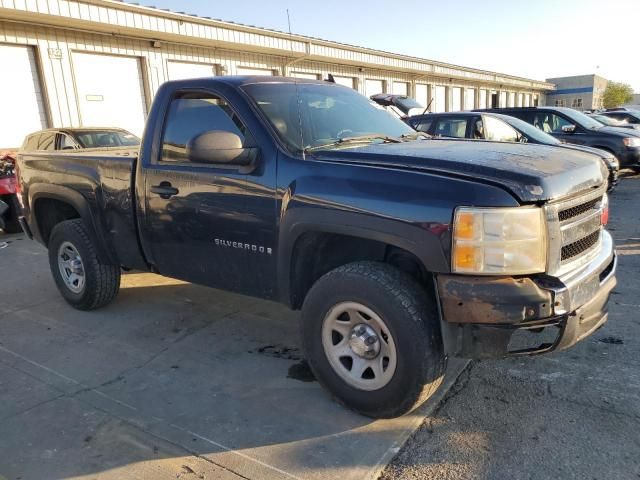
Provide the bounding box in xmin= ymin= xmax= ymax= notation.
xmin=131 ymin=0 xmax=640 ymax=91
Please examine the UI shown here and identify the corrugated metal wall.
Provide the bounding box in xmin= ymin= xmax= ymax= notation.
xmin=0 ymin=7 xmax=545 ymax=144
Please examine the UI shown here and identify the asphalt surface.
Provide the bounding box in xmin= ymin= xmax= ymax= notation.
xmin=382 ymin=171 xmax=640 ymax=480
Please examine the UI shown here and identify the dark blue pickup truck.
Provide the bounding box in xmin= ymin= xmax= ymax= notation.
xmin=16 ymin=77 xmax=617 ymax=418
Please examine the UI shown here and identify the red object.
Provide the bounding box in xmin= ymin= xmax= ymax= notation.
xmin=0 ymin=151 xmax=17 ymax=195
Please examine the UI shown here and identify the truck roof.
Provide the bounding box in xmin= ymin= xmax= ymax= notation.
xmin=166 ymin=75 xmax=336 ymax=88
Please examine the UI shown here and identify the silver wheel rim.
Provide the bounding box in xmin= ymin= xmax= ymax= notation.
xmin=321 ymin=301 xmax=397 ymax=391
xmin=57 ymin=241 xmax=85 ymax=294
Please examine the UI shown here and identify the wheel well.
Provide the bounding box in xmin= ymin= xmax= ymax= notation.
xmin=289 ymin=232 xmax=429 ymax=309
xmin=34 ymin=198 xmax=81 ymax=245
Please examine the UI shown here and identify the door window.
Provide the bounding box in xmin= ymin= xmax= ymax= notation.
xmin=433 ymin=118 xmax=468 ymax=138
xmin=532 ymin=112 xmax=572 ymax=134
xmin=57 ymin=134 xmax=78 ymax=150
xmin=411 ymin=118 xmax=433 ymax=133
xmin=483 ymin=116 xmax=520 ymax=142
xmin=160 ymin=92 xmax=248 ymax=163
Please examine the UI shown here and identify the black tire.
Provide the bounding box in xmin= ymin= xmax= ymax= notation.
xmin=48 ymin=219 xmax=121 ymax=310
xmin=301 ymin=261 xmax=446 ymax=418
xmin=2 ymin=195 xmax=22 ymax=234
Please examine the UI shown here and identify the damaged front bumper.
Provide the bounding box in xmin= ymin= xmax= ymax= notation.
xmin=437 ymin=231 xmax=617 ymax=358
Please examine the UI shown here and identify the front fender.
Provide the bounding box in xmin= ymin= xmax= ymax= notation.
xmin=277 ymin=207 xmax=450 ymax=305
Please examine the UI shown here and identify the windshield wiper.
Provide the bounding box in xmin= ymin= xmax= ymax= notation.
xmin=304 ymin=134 xmax=402 ymax=153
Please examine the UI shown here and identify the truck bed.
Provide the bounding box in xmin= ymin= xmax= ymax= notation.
xmin=19 ymin=148 xmax=147 ymax=269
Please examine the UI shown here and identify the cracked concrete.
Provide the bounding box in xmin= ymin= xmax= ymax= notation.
xmin=381 ymin=171 xmax=640 ymax=480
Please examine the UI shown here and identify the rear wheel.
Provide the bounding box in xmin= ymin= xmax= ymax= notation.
xmin=301 ymin=261 xmax=446 ymax=418
xmin=48 ymin=219 xmax=121 ymax=310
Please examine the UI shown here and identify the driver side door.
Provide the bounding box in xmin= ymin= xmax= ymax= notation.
xmin=142 ymin=89 xmax=278 ymax=298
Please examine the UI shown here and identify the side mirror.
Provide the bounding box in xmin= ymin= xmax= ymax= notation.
xmin=187 ymin=130 xmax=257 ymax=166
xmin=561 ymin=124 xmax=577 ymax=134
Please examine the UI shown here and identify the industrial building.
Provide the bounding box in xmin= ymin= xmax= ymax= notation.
xmin=0 ymin=0 xmax=553 ymax=148
xmin=545 ymin=74 xmax=608 ymax=111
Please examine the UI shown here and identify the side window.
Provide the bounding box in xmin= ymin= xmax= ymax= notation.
xmin=37 ymin=133 xmax=56 ymax=151
xmin=533 ymin=113 xmax=571 ymax=133
xmin=412 ymin=118 xmax=433 ymax=133
xmin=483 ymin=116 xmax=519 ymax=142
xmin=57 ymin=134 xmax=78 ymax=150
xmin=433 ymin=118 xmax=468 ymax=138
xmin=548 ymin=114 xmax=573 ymax=133
xmin=472 ymin=118 xmax=484 ymax=139
xmin=161 ymin=92 xmax=248 ymax=163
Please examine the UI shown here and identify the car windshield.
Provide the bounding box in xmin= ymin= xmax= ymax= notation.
xmin=75 ymin=130 xmax=140 ymax=148
xmin=495 ymin=114 xmax=561 ymax=145
xmin=243 ymin=82 xmax=414 ymax=153
xmin=560 ymin=109 xmax=604 ymax=130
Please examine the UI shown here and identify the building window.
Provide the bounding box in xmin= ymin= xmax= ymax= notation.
xmin=571 ymin=98 xmax=583 ymax=109
xmin=554 ymin=99 xmax=565 ymax=107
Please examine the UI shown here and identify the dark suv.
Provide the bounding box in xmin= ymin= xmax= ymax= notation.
xmin=478 ymin=107 xmax=640 ymax=170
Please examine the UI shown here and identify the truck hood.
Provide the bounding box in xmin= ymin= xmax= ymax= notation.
xmin=559 ymin=143 xmax=614 ymax=161
xmin=317 ymin=139 xmax=606 ymax=203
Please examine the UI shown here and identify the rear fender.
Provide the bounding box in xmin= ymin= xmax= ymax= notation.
xmin=28 ymin=184 xmax=116 ymax=263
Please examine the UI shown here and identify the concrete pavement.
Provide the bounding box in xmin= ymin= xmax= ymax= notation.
xmin=0 ymin=232 xmax=466 ymax=480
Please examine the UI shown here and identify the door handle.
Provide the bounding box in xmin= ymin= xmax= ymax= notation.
xmin=150 ymin=181 xmax=179 ymax=199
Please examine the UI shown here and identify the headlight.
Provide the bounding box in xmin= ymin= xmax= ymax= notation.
xmin=452 ymin=207 xmax=547 ymax=274
xmin=623 ymin=137 xmax=640 ymax=148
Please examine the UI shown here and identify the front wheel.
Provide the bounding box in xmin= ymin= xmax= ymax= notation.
xmin=301 ymin=261 xmax=446 ymax=418
xmin=48 ymin=219 xmax=121 ymax=310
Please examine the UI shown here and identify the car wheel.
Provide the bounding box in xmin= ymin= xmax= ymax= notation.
xmin=48 ymin=219 xmax=121 ymax=310
xmin=301 ymin=261 xmax=446 ymax=418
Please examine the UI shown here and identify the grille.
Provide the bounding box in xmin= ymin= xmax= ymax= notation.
xmin=558 ymin=198 xmax=599 ymax=222
xmin=561 ymin=230 xmax=600 ymax=261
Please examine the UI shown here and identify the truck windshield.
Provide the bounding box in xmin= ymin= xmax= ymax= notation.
xmin=243 ymin=82 xmax=414 ymax=153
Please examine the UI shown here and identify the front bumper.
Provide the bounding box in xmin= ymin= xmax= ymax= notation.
xmin=437 ymin=231 xmax=617 ymax=358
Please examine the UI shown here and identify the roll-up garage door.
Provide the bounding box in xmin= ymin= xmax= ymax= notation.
xmin=0 ymin=45 xmax=47 ymax=149
xmin=237 ymin=66 xmax=274 ymax=76
xmin=365 ymin=79 xmax=384 ymax=97
xmin=393 ymin=82 xmax=408 ymax=96
xmin=73 ymin=52 xmax=147 ymax=137
xmin=332 ymin=76 xmax=355 ymax=89
xmin=168 ymin=61 xmax=216 ymax=80
xmin=292 ymin=72 xmax=319 ymax=80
